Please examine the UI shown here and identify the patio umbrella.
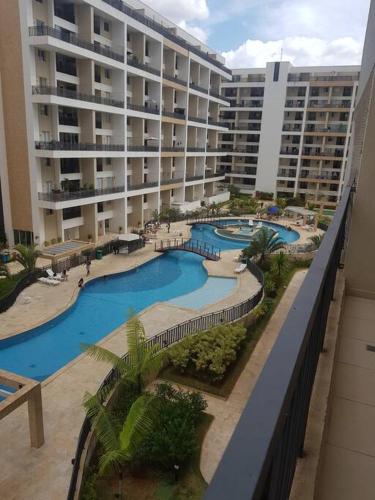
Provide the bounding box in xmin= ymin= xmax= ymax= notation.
xmin=268 ymin=205 xmax=280 ymax=214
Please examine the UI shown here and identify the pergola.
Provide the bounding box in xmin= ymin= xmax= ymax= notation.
xmin=39 ymin=239 xmax=94 ymax=265
xmin=285 ymin=206 xmax=317 ymax=226
xmin=0 ymin=369 xmax=44 ymax=448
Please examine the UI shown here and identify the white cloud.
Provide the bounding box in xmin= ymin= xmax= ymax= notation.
xmin=222 ymin=36 xmax=363 ymax=68
xmin=178 ymin=20 xmax=208 ymax=43
xmin=142 ymin=0 xmax=209 ymax=24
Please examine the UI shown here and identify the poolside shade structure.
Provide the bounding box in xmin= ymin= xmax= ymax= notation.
xmin=267 ymin=206 xmax=280 ymax=215
xmin=285 ymin=206 xmax=317 ymax=226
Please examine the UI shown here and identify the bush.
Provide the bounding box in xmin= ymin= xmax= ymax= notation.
xmin=168 ymin=324 xmax=247 ymax=382
xmin=255 ymin=191 xmax=273 ymax=200
xmin=264 ymin=272 xmax=277 ymax=297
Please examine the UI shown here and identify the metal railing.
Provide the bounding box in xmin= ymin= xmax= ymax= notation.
xmin=208 ymin=118 xmax=226 ymax=127
xmin=162 ymin=73 xmax=187 ymax=86
xmin=128 ymin=181 xmax=158 ymax=191
xmin=29 ymin=26 xmax=124 ymax=62
xmin=155 ymin=237 xmax=221 ymax=260
xmin=210 ymin=90 xmax=231 ymax=103
xmin=126 ymin=56 xmax=161 ymax=76
xmin=189 ymin=82 xmax=209 ymax=94
xmin=67 ymin=258 xmax=262 ymax=500
xmin=32 ymin=86 xmax=124 ymax=108
xmin=205 ymin=183 xmax=353 ymax=500
xmin=160 ymin=177 xmax=184 ymax=185
xmin=186 ymin=147 xmax=206 ymax=152
xmin=188 ymin=115 xmax=207 ymax=124
xmin=102 ymin=0 xmax=231 ymax=76
xmin=161 ymin=146 xmax=185 ymax=152
xmin=35 ymin=141 xmax=124 ymax=151
xmin=127 ymin=102 xmax=159 ymax=114
xmin=185 ymin=175 xmax=204 ymax=182
xmin=38 ymin=186 xmax=125 ymax=202
xmin=162 ymin=110 xmax=186 ymax=120
xmin=127 ymin=145 xmax=159 ymax=152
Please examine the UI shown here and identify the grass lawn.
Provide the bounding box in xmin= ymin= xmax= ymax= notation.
xmin=160 ymin=260 xmax=310 ymax=399
xmin=0 ymin=271 xmax=27 ymax=301
xmin=93 ymin=414 xmax=213 ymax=500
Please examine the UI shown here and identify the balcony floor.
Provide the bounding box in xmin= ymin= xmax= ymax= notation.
xmin=317 ymin=295 xmax=375 ymax=500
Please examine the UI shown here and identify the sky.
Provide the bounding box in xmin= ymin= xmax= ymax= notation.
xmin=143 ymin=0 xmax=371 ymax=68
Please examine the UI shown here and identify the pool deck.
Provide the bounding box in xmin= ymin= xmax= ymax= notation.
xmin=0 ymin=222 xmax=261 ymax=500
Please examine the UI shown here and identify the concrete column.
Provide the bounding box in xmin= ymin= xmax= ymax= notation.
xmin=28 ymin=385 xmax=44 ymax=448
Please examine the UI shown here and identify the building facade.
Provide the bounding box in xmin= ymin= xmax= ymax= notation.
xmin=219 ymin=62 xmax=360 ymax=209
xmin=0 ymin=0 xmax=231 ymax=246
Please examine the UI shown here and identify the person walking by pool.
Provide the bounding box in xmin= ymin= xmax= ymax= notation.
xmin=78 ymin=277 xmax=84 ymax=288
xmin=86 ymin=256 xmax=91 ymax=276
xmin=62 ymin=269 xmax=68 ymax=281
xmin=167 ymin=221 xmax=171 ymax=233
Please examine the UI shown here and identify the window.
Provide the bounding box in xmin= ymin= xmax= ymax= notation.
xmin=39 ymin=77 xmax=47 ymax=87
xmin=94 ymin=16 xmax=101 ymax=35
xmin=104 ymin=68 xmax=111 ymax=80
xmin=127 ymin=32 xmax=130 ymax=42
xmin=35 ymin=0 xmax=43 ymax=3
xmin=145 ymin=40 xmax=150 ymax=57
xmin=37 ymin=49 xmax=46 ymax=62
xmin=13 ymin=230 xmax=34 ymax=246
xmin=145 ymin=81 xmax=149 ymax=96
xmin=143 ymin=194 xmax=148 ymax=202
xmin=175 ymin=58 xmax=178 ymax=70
xmin=144 ymin=121 xmax=148 ymax=133
xmin=104 ymin=21 xmax=110 ymax=32
xmin=273 ymin=62 xmax=280 ymax=82
xmin=39 ymin=104 xmax=48 ymax=116
xmin=45 ymin=209 xmax=53 ymax=216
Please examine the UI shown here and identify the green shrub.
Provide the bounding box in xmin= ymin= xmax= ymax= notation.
xmin=168 ymin=324 xmax=247 ymax=382
xmin=264 ymin=272 xmax=277 ymax=297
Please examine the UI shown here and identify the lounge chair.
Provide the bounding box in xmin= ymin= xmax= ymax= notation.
xmin=46 ymin=268 xmax=64 ymax=281
xmin=38 ymin=277 xmax=60 ymax=286
xmin=234 ymin=263 xmax=247 ymax=273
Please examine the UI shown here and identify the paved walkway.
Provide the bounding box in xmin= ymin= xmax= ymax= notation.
xmin=316 ymin=295 xmax=375 ymax=500
xmin=0 ymin=243 xmax=260 ymax=500
xmin=200 ymin=270 xmax=308 ymax=482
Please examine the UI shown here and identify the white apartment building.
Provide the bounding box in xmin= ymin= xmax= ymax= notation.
xmin=219 ymin=62 xmax=360 ymax=209
xmin=0 ymin=0 xmax=231 ymax=246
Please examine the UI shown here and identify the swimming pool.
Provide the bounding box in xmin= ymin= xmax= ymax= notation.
xmin=0 ymin=252 xmax=236 ymax=381
xmin=191 ymin=220 xmax=299 ymax=251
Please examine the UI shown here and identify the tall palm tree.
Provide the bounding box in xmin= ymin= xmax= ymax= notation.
xmin=274 ymin=251 xmax=287 ymax=278
xmin=84 ymin=392 xmax=155 ymax=499
xmin=82 ymin=313 xmax=164 ymax=396
xmin=14 ymin=244 xmax=40 ymax=273
xmin=242 ymin=227 xmax=285 ymax=266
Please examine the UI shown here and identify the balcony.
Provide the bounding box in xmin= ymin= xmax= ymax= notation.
xmin=208 ymin=118 xmax=226 ymax=127
xmin=160 ymin=177 xmax=183 ymax=185
xmin=188 ymin=115 xmax=207 ymax=124
xmin=231 ymin=101 xmax=263 ymax=108
xmin=38 ymin=186 xmax=125 ymax=202
xmin=162 ymin=73 xmax=187 ymax=86
xmin=32 ymin=86 xmax=124 ymax=108
xmin=126 ymin=56 xmax=160 ymax=76
xmin=285 ymin=99 xmax=305 ymax=108
xmin=162 ymin=109 xmax=186 ymax=120
xmin=205 ymin=172 xmax=225 ymax=179
xmin=189 ymin=82 xmax=209 ymax=94
xmin=127 ymin=103 xmax=160 ymax=115
xmin=29 ymin=26 xmax=124 ymax=62
xmin=308 ymin=100 xmax=351 ymax=109
xmin=280 ymin=147 xmax=299 ymax=155
xmin=185 ymin=175 xmax=204 ymax=182
xmin=127 ymin=181 xmax=158 ymax=191
xmin=35 ymin=141 xmax=124 ymax=151
xmin=305 ymin=124 xmax=348 ymax=133
xmin=210 ymin=89 xmax=231 ymax=103
xmin=161 ymin=146 xmax=185 ymax=152
xmin=127 ymin=145 xmax=159 ymax=152
xmin=186 ymin=147 xmax=206 ymax=152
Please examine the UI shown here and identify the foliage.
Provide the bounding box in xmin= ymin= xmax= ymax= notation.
xmin=0 ymin=262 xmax=10 ymax=279
xmin=285 ymin=196 xmax=305 ymax=207
xmin=83 ymin=313 xmax=164 ymax=397
xmin=167 ymin=324 xmax=247 ymax=382
xmin=270 ymin=252 xmax=289 ymax=288
xmin=252 ymin=298 xmax=273 ymax=322
xmin=309 ymin=234 xmax=324 ymax=249
xmin=263 ymin=272 xmax=277 ymax=297
xmin=241 ymin=227 xmax=285 ymax=266
xmin=81 ymin=468 xmax=99 ymax=500
xmin=228 ymin=195 xmax=258 ymax=214
xmin=0 ymin=227 xmax=7 ymax=248
xmin=255 ymin=191 xmax=274 ymax=200
xmin=14 ymin=244 xmax=40 ymax=272
xmin=159 ymin=207 xmax=183 ymax=222
xmin=229 ymin=184 xmax=240 ymax=198
xmin=275 ymin=198 xmax=287 ymax=210
xmin=135 ymin=383 xmax=207 ymax=471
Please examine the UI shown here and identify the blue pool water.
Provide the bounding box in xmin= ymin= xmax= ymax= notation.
xmin=0 ymin=219 xmax=298 ymax=382
xmin=0 ymin=252 xmax=232 ymax=381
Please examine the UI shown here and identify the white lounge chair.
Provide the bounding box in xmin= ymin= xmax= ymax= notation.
xmin=38 ymin=277 xmax=60 ymax=286
xmin=46 ymin=268 xmax=64 ymax=281
xmin=234 ymin=263 xmax=247 ymax=273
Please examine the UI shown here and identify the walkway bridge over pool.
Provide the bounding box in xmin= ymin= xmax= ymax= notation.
xmin=155 ymin=238 xmax=221 ymax=261
xmin=186 ymin=217 xmax=227 ymax=229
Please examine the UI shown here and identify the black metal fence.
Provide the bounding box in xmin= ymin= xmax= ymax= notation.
xmin=155 ymin=238 xmax=221 ymax=260
xmin=204 ymin=183 xmax=353 ymax=500
xmin=0 ymin=271 xmax=40 ymax=313
xmin=67 ymin=259 xmax=263 ymax=500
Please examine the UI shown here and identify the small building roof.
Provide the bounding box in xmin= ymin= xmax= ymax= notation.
xmin=285 ymin=206 xmax=317 ymax=217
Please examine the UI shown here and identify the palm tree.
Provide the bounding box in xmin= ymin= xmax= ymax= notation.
xmin=309 ymin=234 xmax=324 ymax=249
xmin=14 ymin=244 xmax=40 ymax=273
xmin=84 ymin=392 xmax=155 ymax=499
xmin=83 ymin=313 xmax=164 ymax=396
xmin=274 ymin=251 xmax=287 ymax=278
xmin=242 ymin=227 xmax=285 ymax=266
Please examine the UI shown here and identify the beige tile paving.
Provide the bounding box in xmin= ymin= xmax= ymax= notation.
xmin=317 ymin=295 xmax=375 ymax=500
xmin=0 ymin=231 xmax=261 ymax=500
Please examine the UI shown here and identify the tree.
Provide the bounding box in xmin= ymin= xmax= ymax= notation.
xmin=242 ymin=227 xmax=285 ymax=266
xmin=273 ymin=251 xmax=287 ymax=278
xmin=84 ymin=393 xmax=155 ymax=499
xmin=229 ymin=184 xmax=240 ymax=198
xmin=83 ymin=314 xmax=164 ymax=397
xmin=14 ymin=244 xmax=40 ymax=273
xmin=309 ymin=234 xmax=324 ymax=249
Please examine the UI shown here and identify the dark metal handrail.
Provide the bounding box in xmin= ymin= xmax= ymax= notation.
xmin=32 ymin=86 xmax=124 ymax=108
xmin=160 ymin=177 xmax=184 ymax=185
xmin=190 ymin=82 xmax=209 ymax=94
xmin=162 ymin=110 xmax=186 ymax=120
xmin=102 ymin=0 xmax=231 ymax=76
xmin=208 ymin=118 xmax=226 ymax=127
xmin=128 ymin=181 xmax=158 ymax=191
xmin=188 ymin=115 xmax=207 ymax=124
xmin=162 ymin=73 xmax=187 ymax=86
xmin=35 ymin=141 xmax=124 ymax=151
xmin=127 ymin=102 xmax=160 ymax=114
xmin=205 ymin=173 xmax=225 ymax=179
xmin=38 ymin=186 xmax=125 ymax=202
xmin=185 ymin=175 xmax=204 ymax=182
xmin=161 ymin=146 xmax=185 ymax=152
xmin=186 ymin=147 xmax=206 ymax=152
xmin=127 ymin=145 xmax=159 ymax=152
xmin=67 ymin=258 xmax=262 ymax=500
xmin=210 ymin=90 xmax=231 ymax=103
xmin=205 ymin=183 xmax=353 ymax=500
xmin=127 ymin=56 xmax=161 ymax=76
xmin=155 ymin=238 xmax=221 ymax=260
xmin=29 ymin=26 xmax=124 ymax=62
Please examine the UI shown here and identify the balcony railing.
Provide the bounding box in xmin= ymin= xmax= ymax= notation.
xmin=126 ymin=56 xmax=161 ymax=76
xmin=206 ymin=180 xmax=352 ymax=500
xmin=127 ymin=103 xmax=160 ymax=115
xmin=231 ymin=101 xmax=263 ymax=108
xmin=280 ymin=148 xmax=299 ymax=155
xmin=210 ymin=89 xmax=231 ymax=103
xmin=305 ymin=124 xmax=347 ymax=133
xmin=102 ymin=0 xmax=231 ymax=76
xmin=162 ymin=73 xmax=187 ymax=86
xmin=307 ymin=101 xmax=351 ymax=109
xmin=128 ymin=181 xmax=158 ymax=191
xmin=208 ymin=118 xmax=226 ymax=127
xmin=205 ymin=173 xmax=225 ymax=179
xmin=32 ymin=86 xmax=124 ymax=108
xmin=186 ymin=147 xmax=206 ymax=152
xmin=162 ymin=110 xmax=186 ymax=120
xmin=29 ymin=26 xmax=124 ymax=62
xmin=127 ymin=145 xmax=159 ymax=152
xmin=35 ymin=141 xmax=124 ymax=151
xmin=185 ymin=175 xmax=204 ymax=182
xmin=161 ymin=146 xmax=185 ymax=152
xmin=188 ymin=115 xmax=207 ymax=124
xmin=189 ymin=82 xmax=209 ymax=94
xmin=285 ymin=100 xmax=305 ymax=108
xmin=160 ymin=177 xmax=183 ymax=185
xmin=38 ymin=186 xmax=125 ymax=202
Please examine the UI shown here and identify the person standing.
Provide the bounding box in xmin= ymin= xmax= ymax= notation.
xmin=86 ymin=256 xmax=91 ymax=276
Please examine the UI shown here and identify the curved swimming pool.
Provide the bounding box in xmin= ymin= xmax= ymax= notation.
xmin=0 ymin=252 xmax=236 ymax=381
